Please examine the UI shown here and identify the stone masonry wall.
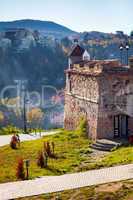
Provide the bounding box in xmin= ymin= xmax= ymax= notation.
xmin=97 ymin=73 xmax=133 ymax=138
xmin=64 ymin=94 xmax=99 ymax=140
xmin=64 ymin=68 xmax=133 ymax=139
xmin=64 ymin=72 xmax=99 ymax=140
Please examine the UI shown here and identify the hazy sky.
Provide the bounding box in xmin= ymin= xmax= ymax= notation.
xmin=0 ymin=0 xmax=132 ymax=34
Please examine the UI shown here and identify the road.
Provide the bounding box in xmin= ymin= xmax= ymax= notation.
xmin=0 ymin=164 xmax=132 ymax=200
xmin=0 ymin=130 xmax=59 ymax=147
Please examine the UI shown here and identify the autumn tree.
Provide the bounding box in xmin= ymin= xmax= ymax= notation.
xmin=0 ymin=111 xmax=4 ymax=126
xmin=27 ymin=108 xmax=44 ymax=129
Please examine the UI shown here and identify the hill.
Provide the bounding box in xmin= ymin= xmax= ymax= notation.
xmin=0 ymin=19 xmax=77 ymax=38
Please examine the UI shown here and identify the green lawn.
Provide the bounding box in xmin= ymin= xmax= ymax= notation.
xmin=18 ymin=180 xmax=133 ymax=200
xmin=77 ymin=145 xmax=133 ymax=171
xmin=98 ymin=145 xmax=133 ymax=167
xmin=0 ymin=129 xmax=133 ymax=184
xmin=0 ymin=130 xmax=91 ymax=183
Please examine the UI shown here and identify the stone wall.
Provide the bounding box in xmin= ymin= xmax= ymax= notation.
xmin=97 ymin=73 xmax=133 ymax=138
xmin=67 ymin=72 xmax=99 ymax=102
xmin=64 ymin=72 xmax=99 ymax=140
xmin=64 ymin=65 xmax=133 ymax=139
xmin=64 ymin=93 xmax=99 ymax=140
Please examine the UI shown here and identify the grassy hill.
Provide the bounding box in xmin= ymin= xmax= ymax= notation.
xmin=0 ymin=129 xmax=132 ymax=183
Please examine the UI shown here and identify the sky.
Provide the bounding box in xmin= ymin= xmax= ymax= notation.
xmin=0 ymin=0 xmax=133 ymax=34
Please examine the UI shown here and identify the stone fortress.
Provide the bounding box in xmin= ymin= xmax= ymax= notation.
xmin=64 ymin=44 xmax=133 ymax=140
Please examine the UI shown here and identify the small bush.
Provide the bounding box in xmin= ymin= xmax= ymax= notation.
xmin=37 ymin=151 xmax=48 ymax=168
xmin=10 ymin=135 xmax=18 ymax=149
xmin=10 ymin=140 xmax=17 ymax=149
xmin=51 ymin=141 xmax=55 ymax=155
xmin=37 ymin=151 xmax=45 ymax=168
xmin=46 ymin=142 xmax=51 ymax=157
xmin=77 ymin=117 xmax=88 ymax=137
xmin=16 ymin=158 xmax=25 ymax=180
xmin=44 ymin=141 xmax=56 ymax=158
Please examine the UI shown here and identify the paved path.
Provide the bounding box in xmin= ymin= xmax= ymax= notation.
xmin=0 ymin=164 xmax=133 ymax=200
xmin=0 ymin=131 xmax=59 ymax=147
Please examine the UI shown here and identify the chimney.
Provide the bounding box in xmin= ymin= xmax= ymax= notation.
xmin=129 ymin=57 xmax=133 ymax=68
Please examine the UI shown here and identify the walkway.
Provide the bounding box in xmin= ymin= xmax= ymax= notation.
xmin=0 ymin=164 xmax=133 ymax=200
xmin=0 ymin=130 xmax=59 ymax=147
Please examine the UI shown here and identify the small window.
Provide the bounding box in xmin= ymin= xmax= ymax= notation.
xmin=68 ymin=74 xmax=72 ymax=92
xmin=69 ymin=77 xmax=72 ymax=92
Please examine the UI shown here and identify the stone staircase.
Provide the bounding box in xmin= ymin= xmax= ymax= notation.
xmin=91 ymin=139 xmax=122 ymax=152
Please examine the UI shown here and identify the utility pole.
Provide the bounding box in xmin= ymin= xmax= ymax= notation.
xmin=23 ymin=92 xmax=27 ymax=134
xmin=119 ymin=44 xmax=124 ymax=63
xmin=125 ymin=43 xmax=129 ymax=65
xmin=21 ymin=80 xmax=29 ymax=134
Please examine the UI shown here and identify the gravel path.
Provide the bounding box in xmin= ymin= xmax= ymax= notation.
xmin=0 ymin=130 xmax=59 ymax=147
xmin=0 ymin=164 xmax=133 ymax=200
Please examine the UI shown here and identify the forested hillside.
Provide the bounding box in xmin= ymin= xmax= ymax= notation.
xmin=0 ymin=29 xmax=67 ymax=92
xmin=0 ymin=25 xmax=133 ymax=94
